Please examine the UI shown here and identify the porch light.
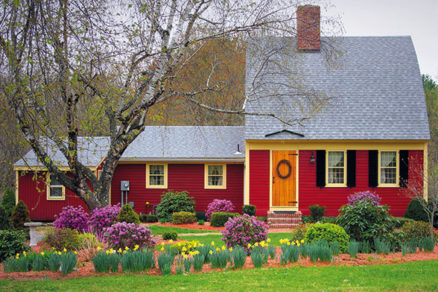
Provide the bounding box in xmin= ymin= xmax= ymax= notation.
xmin=310 ymin=152 xmax=315 ymax=164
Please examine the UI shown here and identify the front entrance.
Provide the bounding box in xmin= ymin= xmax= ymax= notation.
xmin=272 ymin=150 xmax=297 ymax=207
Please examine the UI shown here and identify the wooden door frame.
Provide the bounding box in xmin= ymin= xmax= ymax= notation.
xmin=269 ymin=149 xmax=299 ymax=211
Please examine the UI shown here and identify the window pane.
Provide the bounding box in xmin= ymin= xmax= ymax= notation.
xmin=50 ymin=174 xmax=61 ymax=186
xmin=150 ymin=175 xmax=164 ymax=185
xmin=208 ymin=165 xmax=223 ymax=175
xmin=328 ymin=152 xmax=344 ymax=167
xmin=328 ymin=168 xmax=344 ymax=184
xmin=381 ymin=168 xmax=396 ymax=184
xmin=50 ymin=186 xmax=63 ymax=197
xmin=150 ymin=165 xmax=164 ymax=175
xmin=381 ymin=152 xmax=396 ymax=167
xmin=208 ymin=176 xmax=223 ymax=186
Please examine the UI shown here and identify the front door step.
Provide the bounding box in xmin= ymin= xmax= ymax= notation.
xmin=267 ymin=211 xmax=302 ymax=228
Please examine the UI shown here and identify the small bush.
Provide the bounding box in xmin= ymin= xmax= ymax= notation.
xmin=0 ymin=206 xmax=12 ymax=230
xmin=105 ymin=222 xmax=155 ymax=250
xmin=88 ymin=204 xmax=121 ymax=240
xmin=78 ymin=233 xmax=103 ymax=250
xmin=117 ymin=204 xmax=140 ymax=224
xmin=205 ymin=199 xmax=235 ymax=221
xmin=11 ymin=200 xmax=30 ymax=230
xmin=1 ymin=188 xmax=16 ymax=217
xmin=54 ymin=205 xmax=89 ymax=233
xmin=0 ymin=230 xmax=29 ymax=262
xmin=320 ymin=217 xmax=337 ymax=224
xmin=222 ymin=214 xmax=269 ymax=253
xmin=242 ymin=205 xmax=256 ymax=216
xmin=401 ymin=220 xmax=431 ymax=240
xmin=44 ymin=228 xmax=81 ymax=251
xmin=210 ymin=212 xmax=239 ymax=227
xmin=162 ymin=231 xmax=178 ymax=241
xmin=198 ymin=220 xmax=205 ymax=225
xmin=308 ymin=205 xmax=326 ymax=222
xmin=156 ymin=191 xmax=195 ymax=221
xmin=404 ymin=198 xmax=429 ymax=222
xmin=392 ymin=217 xmax=415 ymax=228
xmin=159 ymin=218 xmax=167 ymax=223
xmin=304 ymin=223 xmax=349 ymax=253
xmin=139 ymin=214 xmax=158 ymax=223
xmin=172 ymin=211 xmax=196 ymax=224
xmin=196 ymin=212 xmax=206 ymax=221
xmin=291 ymin=223 xmax=311 ymax=243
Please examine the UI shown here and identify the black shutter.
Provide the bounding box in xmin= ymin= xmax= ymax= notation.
xmin=368 ymin=150 xmax=378 ymax=187
xmin=347 ymin=150 xmax=356 ymax=187
xmin=400 ymin=150 xmax=409 ymax=188
xmin=316 ymin=150 xmax=326 ymax=187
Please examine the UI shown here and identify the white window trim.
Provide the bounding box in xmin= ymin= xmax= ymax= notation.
xmin=146 ymin=163 xmax=168 ymax=189
xmin=326 ymin=150 xmax=347 ymax=187
xmin=46 ymin=173 xmax=66 ymax=201
xmin=204 ymin=164 xmax=227 ymax=189
xmin=378 ymin=150 xmax=399 ymax=187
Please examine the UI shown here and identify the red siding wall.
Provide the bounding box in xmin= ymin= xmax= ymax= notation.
xmin=298 ymin=150 xmax=423 ymax=217
xmin=18 ymin=172 xmax=88 ymax=221
xmin=249 ymin=150 xmax=270 ymax=216
xmin=111 ymin=164 xmax=244 ymax=215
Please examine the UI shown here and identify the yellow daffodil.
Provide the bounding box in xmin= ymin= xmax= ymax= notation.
xmin=58 ymin=252 xmax=62 ymax=255
xmin=287 ymin=242 xmax=290 ymax=246
xmin=297 ymin=243 xmax=300 ymax=247
xmin=161 ymin=247 xmax=165 ymax=251
xmin=211 ymin=241 xmax=215 ymax=246
xmin=161 ymin=242 xmax=165 ymax=245
xmin=74 ymin=251 xmax=78 ymax=254
xmin=182 ymin=252 xmax=186 ymax=256
xmin=209 ymin=250 xmax=213 ymax=255
xmin=221 ymin=245 xmax=226 ymax=250
xmin=169 ymin=240 xmax=173 ymax=244
xmin=40 ymin=252 xmax=45 ymax=256
xmin=106 ymin=250 xmax=110 ymax=255
xmin=125 ymin=246 xmax=129 ymax=250
xmin=229 ymin=248 xmax=233 ymax=252
xmin=254 ymin=242 xmax=259 ymax=247
xmin=267 ymin=238 xmax=271 ymax=243
xmin=63 ymin=248 xmax=67 ymax=253
xmin=118 ymin=248 xmax=122 ymax=253
xmin=97 ymin=246 xmax=101 ymax=251
xmin=247 ymin=243 xmax=251 ymax=248
xmin=182 ymin=247 xmax=187 ymax=251
xmin=216 ymin=248 xmax=220 ymax=252
xmin=301 ymin=239 xmax=305 ymax=243
xmin=183 ymin=254 xmax=188 ymax=259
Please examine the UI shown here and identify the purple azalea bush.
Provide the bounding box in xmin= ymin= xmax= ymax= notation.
xmin=222 ymin=214 xmax=269 ymax=254
xmin=205 ymin=199 xmax=235 ymax=221
xmin=348 ymin=191 xmax=382 ymax=206
xmin=88 ymin=204 xmax=121 ymax=240
xmin=105 ymin=222 xmax=156 ymax=250
xmin=53 ymin=205 xmax=89 ymax=233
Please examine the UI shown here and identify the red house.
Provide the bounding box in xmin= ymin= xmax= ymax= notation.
xmin=14 ymin=6 xmax=429 ymax=224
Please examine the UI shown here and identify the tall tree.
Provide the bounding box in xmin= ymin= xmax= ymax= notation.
xmin=0 ymin=0 xmax=342 ymax=210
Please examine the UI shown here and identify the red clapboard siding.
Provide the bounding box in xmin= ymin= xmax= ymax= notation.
xmin=18 ymin=171 xmax=88 ymax=221
xmin=298 ymin=150 xmax=423 ymax=217
xmin=111 ymin=163 xmax=244 ymax=215
xmin=249 ymin=150 xmax=270 ymax=216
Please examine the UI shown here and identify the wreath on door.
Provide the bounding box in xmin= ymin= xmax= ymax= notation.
xmin=276 ymin=159 xmax=292 ymax=179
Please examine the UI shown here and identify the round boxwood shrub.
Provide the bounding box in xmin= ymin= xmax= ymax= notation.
xmin=44 ymin=228 xmax=81 ymax=251
xmin=0 ymin=206 xmax=11 ymax=230
xmin=401 ymin=220 xmax=431 ymax=240
xmin=304 ymin=223 xmax=350 ymax=252
xmin=162 ymin=231 xmax=178 ymax=241
xmin=117 ymin=204 xmax=140 ymax=224
xmin=172 ymin=211 xmax=196 ymax=224
xmin=88 ymin=204 xmax=121 ymax=240
xmin=0 ymin=230 xmax=29 ymax=261
xmin=11 ymin=200 xmax=30 ymax=230
xmin=404 ymin=198 xmax=429 ymax=222
xmin=156 ymin=191 xmax=195 ymax=221
xmin=210 ymin=212 xmax=239 ymax=227
xmin=205 ymin=199 xmax=235 ymax=221
xmin=308 ymin=205 xmax=326 ymax=222
xmin=105 ymin=222 xmax=156 ymax=250
xmin=54 ymin=205 xmax=89 ymax=233
xmin=1 ymin=188 xmax=16 ymax=217
xmin=222 ymin=214 xmax=269 ymax=253
xmin=242 ymin=205 xmax=256 ymax=216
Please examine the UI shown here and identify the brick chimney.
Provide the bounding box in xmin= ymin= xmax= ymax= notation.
xmin=297 ymin=5 xmax=320 ymax=51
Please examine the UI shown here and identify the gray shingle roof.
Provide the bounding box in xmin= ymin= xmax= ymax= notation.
xmin=244 ymin=36 xmax=430 ymax=140
xmin=14 ymin=126 xmax=245 ymax=167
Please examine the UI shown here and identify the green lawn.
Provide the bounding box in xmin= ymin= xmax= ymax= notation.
xmin=1 ymin=260 xmax=437 ymax=291
xmin=145 ymin=225 xmax=218 ymax=235
xmin=179 ymin=232 xmax=291 ymax=246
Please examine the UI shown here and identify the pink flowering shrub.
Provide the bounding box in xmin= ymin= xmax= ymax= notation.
xmin=88 ymin=204 xmax=121 ymax=240
xmin=54 ymin=205 xmax=89 ymax=233
xmin=348 ymin=191 xmax=382 ymax=206
xmin=105 ymin=222 xmax=156 ymax=250
xmin=222 ymin=214 xmax=269 ymax=254
xmin=205 ymin=199 xmax=235 ymax=221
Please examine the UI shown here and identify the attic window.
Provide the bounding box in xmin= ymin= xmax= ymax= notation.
xmin=146 ymin=164 xmax=168 ymax=189
xmin=47 ymin=174 xmax=65 ymax=201
xmin=204 ymin=164 xmax=227 ymax=189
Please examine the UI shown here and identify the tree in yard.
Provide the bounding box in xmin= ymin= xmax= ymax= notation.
xmin=0 ymin=1 xmax=342 ymax=211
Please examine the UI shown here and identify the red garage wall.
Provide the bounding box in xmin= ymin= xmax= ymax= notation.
xmin=298 ymin=150 xmax=423 ymax=217
xmin=18 ymin=171 xmax=88 ymax=221
xmin=111 ymin=163 xmax=244 ymax=215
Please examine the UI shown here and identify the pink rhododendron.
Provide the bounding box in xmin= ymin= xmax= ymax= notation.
xmin=105 ymin=222 xmax=156 ymax=250
xmin=53 ymin=205 xmax=89 ymax=233
xmin=205 ymin=199 xmax=235 ymax=221
xmin=348 ymin=191 xmax=382 ymax=206
xmin=88 ymin=204 xmax=121 ymax=240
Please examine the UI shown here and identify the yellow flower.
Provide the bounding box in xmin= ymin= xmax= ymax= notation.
xmin=216 ymin=248 xmax=220 ymax=252
xmin=182 ymin=252 xmax=186 ymax=256
xmin=40 ymin=252 xmax=45 ymax=256
xmin=97 ymin=246 xmax=101 ymax=251
xmin=287 ymin=242 xmax=290 ymax=246
xmin=146 ymin=202 xmax=150 ymax=205
xmin=183 ymin=254 xmax=188 ymax=259
xmin=63 ymin=248 xmax=67 ymax=253
xmin=211 ymin=241 xmax=215 ymax=246
xmin=182 ymin=247 xmax=187 ymax=251
xmin=297 ymin=243 xmax=300 ymax=247
xmin=301 ymin=239 xmax=305 ymax=243
xmin=74 ymin=251 xmax=77 ymax=254
xmin=106 ymin=250 xmax=110 ymax=255
xmin=209 ymin=250 xmax=213 ymax=255
xmin=161 ymin=247 xmax=165 ymax=251
xmin=16 ymin=253 xmax=19 ymax=257
xmin=247 ymin=243 xmax=251 ymax=248
xmin=123 ymin=251 xmax=127 ymax=254
xmin=118 ymin=248 xmax=122 ymax=253
xmin=221 ymin=246 xmax=226 ymax=250
xmin=169 ymin=240 xmax=173 ymax=244
xmin=254 ymin=242 xmax=259 ymax=247
xmin=267 ymin=238 xmax=271 ymax=243
xmin=125 ymin=246 xmax=129 ymax=250
xmin=229 ymin=248 xmax=233 ymax=252
xmin=58 ymin=252 xmax=62 ymax=255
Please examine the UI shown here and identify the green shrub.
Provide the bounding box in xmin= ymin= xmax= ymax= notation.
xmin=196 ymin=212 xmax=206 ymax=221
xmin=172 ymin=211 xmax=196 ymax=224
xmin=380 ymin=229 xmax=407 ymax=251
xmin=0 ymin=230 xmax=29 ymax=262
xmin=404 ymin=198 xmax=429 ymax=222
xmin=304 ymin=223 xmax=349 ymax=253
xmin=301 ymin=216 xmax=311 ymax=224
xmin=256 ymin=216 xmax=267 ymax=222
xmin=198 ymin=220 xmax=205 ymax=225
xmin=162 ymin=231 xmax=178 ymax=241
xmin=320 ymin=217 xmax=337 ymax=224
xmin=291 ymin=223 xmax=311 ymax=243
xmin=139 ymin=214 xmax=158 ymax=223
xmin=0 ymin=206 xmax=12 ymax=230
xmin=159 ymin=218 xmax=167 ymax=223
xmin=1 ymin=188 xmax=16 ymax=217
xmin=156 ymin=191 xmax=195 ymax=221
xmin=401 ymin=220 xmax=431 ymax=240
xmin=11 ymin=200 xmax=30 ymax=230
xmin=44 ymin=228 xmax=81 ymax=250
xmin=78 ymin=233 xmax=103 ymax=250
xmin=117 ymin=204 xmax=140 ymax=224
xmin=242 ymin=205 xmax=256 ymax=216
xmin=210 ymin=212 xmax=239 ymax=227
xmin=308 ymin=205 xmax=326 ymax=222
xmin=337 ymin=199 xmax=393 ymax=244
xmin=392 ymin=217 xmax=415 ymax=228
